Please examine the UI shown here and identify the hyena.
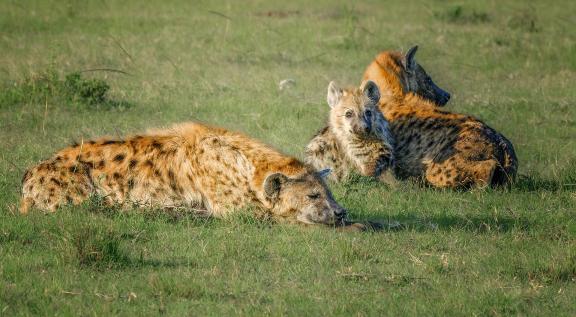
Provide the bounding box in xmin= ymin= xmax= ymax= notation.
xmin=376 ymin=93 xmax=517 ymax=188
xmin=362 ymin=47 xmax=517 ymax=188
xmin=304 ymin=81 xmax=394 ymax=182
xmin=362 ymin=45 xmax=451 ymax=106
xmin=20 ymin=122 xmax=348 ymax=225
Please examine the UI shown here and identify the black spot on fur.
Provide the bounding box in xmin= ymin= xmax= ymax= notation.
xmin=22 ymin=170 xmax=31 ymax=184
xmin=113 ymin=172 xmax=122 ymax=180
xmin=69 ymin=166 xmax=77 ymax=173
xmin=50 ymin=178 xmax=62 ymax=187
xmin=113 ymin=154 xmax=126 ymax=162
xmin=129 ymin=159 xmax=138 ymax=169
xmin=127 ymin=178 xmax=135 ymax=190
xmin=102 ymin=140 xmax=123 ymax=145
xmin=151 ymin=141 xmax=162 ymax=149
xmin=39 ymin=177 xmax=45 ymax=184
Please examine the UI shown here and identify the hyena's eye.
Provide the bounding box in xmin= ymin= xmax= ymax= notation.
xmin=307 ymin=193 xmax=320 ymax=199
xmin=345 ymin=110 xmax=354 ymax=118
xmin=365 ymin=110 xmax=372 ymax=117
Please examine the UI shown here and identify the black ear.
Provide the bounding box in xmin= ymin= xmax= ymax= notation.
xmin=402 ymin=45 xmax=418 ymax=71
xmin=362 ymin=80 xmax=380 ymax=105
xmin=264 ymin=173 xmax=289 ymax=199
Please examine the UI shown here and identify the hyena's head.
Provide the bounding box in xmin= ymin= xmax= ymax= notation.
xmin=263 ymin=169 xmax=347 ymax=225
xmin=363 ymin=45 xmax=451 ymax=106
xmin=327 ymin=80 xmax=391 ymax=140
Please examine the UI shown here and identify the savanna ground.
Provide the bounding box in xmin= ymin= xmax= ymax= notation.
xmin=1 ymin=0 xmax=575 ymax=315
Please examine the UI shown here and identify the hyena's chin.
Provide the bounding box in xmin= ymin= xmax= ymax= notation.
xmin=297 ymin=210 xmax=338 ymax=225
xmin=296 ymin=213 xmax=320 ymax=225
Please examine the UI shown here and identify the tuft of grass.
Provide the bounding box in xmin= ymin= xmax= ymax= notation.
xmin=73 ymin=226 xmax=133 ymax=269
xmin=0 ymin=71 xmax=132 ymax=110
xmin=435 ymin=5 xmax=491 ymax=24
xmin=508 ymin=11 xmax=540 ymax=33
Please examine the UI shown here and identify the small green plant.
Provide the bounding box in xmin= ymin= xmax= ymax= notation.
xmin=64 ymin=72 xmax=110 ymax=105
xmin=435 ymin=5 xmax=490 ymax=24
xmin=0 ymin=71 xmax=131 ymax=110
xmin=73 ymin=226 xmax=132 ymax=269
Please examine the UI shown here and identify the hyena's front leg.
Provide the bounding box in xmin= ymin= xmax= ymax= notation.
xmin=349 ymin=142 xmax=394 ymax=178
xmin=305 ymin=135 xmax=348 ymax=182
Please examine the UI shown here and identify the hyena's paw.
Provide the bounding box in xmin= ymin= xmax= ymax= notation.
xmin=360 ymin=154 xmax=393 ymax=178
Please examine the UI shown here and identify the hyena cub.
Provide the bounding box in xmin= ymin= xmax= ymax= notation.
xmin=305 ymin=81 xmax=394 ymax=182
xmin=20 ymin=122 xmax=348 ymax=226
xmin=362 ymin=45 xmax=451 ymax=106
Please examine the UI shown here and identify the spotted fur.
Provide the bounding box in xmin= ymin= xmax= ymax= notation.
xmin=363 ymin=47 xmax=517 ymax=188
xmin=379 ymin=93 xmax=517 ymax=188
xmin=20 ymin=122 xmax=347 ymax=225
xmin=305 ymin=81 xmax=394 ymax=182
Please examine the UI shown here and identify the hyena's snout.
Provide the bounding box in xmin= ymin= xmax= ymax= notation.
xmin=435 ymin=87 xmax=451 ymax=106
xmin=329 ymin=200 xmax=347 ymax=222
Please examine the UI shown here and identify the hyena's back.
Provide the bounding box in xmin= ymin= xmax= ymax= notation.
xmin=20 ymin=134 xmax=202 ymax=213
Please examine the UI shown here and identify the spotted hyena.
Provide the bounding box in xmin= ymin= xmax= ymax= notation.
xmin=20 ymin=122 xmax=348 ymax=225
xmin=304 ymin=80 xmax=395 ymax=182
xmin=362 ymin=45 xmax=451 ymax=106
xmin=362 ymin=47 xmax=517 ymax=189
xmin=375 ymin=93 xmax=517 ymax=188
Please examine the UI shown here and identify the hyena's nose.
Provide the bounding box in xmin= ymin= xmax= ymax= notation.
xmin=334 ymin=208 xmax=347 ymax=219
xmin=439 ymin=91 xmax=451 ymax=106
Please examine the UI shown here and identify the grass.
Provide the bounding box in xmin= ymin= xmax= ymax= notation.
xmin=0 ymin=0 xmax=575 ymax=315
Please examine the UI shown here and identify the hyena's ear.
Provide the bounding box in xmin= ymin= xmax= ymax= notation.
xmin=317 ymin=168 xmax=331 ymax=180
xmin=327 ymin=81 xmax=343 ymax=108
xmin=264 ymin=172 xmax=289 ymax=200
xmin=362 ymin=80 xmax=380 ymax=105
xmin=402 ymin=45 xmax=419 ymax=72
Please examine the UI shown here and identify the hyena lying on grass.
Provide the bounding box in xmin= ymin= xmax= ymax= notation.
xmin=363 ymin=49 xmax=517 ymax=188
xmin=20 ymin=122 xmax=349 ymax=226
xmin=373 ymin=94 xmax=518 ymax=189
xmin=305 ymin=81 xmax=395 ymax=182
xmin=362 ymin=45 xmax=451 ymax=106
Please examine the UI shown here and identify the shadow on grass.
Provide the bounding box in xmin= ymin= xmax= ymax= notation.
xmin=72 ymin=226 xmax=197 ymax=271
xmin=346 ymin=213 xmax=532 ymax=234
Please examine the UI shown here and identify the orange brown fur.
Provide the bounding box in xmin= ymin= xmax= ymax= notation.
xmin=362 ymin=47 xmax=451 ymax=107
xmin=20 ymin=122 xmax=347 ymax=225
xmin=362 ymin=51 xmax=406 ymax=99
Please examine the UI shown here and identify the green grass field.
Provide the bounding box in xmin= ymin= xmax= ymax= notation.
xmin=1 ymin=0 xmax=575 ymax=315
